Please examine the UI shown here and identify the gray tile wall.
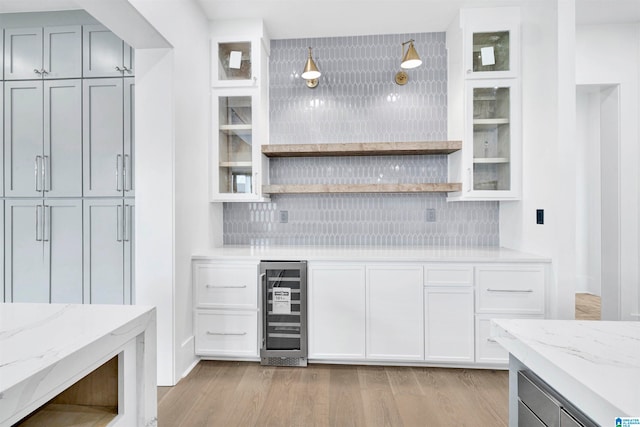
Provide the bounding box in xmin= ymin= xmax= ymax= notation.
xmin=223 ymin=32 xmax=499 ymax=247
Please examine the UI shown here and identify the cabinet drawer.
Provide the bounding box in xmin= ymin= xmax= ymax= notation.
xmin=194 ymin=262 xmax=257 ymax=308
xmin=195 ymin=311 xmax=258 ymax=357
xmin=518 ymin=371 xmax=561 ymax=427
xmin=476 ymin=314 xmax=543 ymax=365
xmin=476 ymin=265 xmax=545 ymax=314
xmin=424 ymin=265 xmax=473 ymax=286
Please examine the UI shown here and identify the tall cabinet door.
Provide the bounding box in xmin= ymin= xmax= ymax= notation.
xmin=44 ymin=80 xmax=82 ymax=197
xmin=124 ymin=77 xmax=135 ymax=196
xmin=4 ymin=27 xmax=43 ymax=80
xmin=47 ymin=199 xmax=83 ymax=303
xmin=82 ymin=25 xmax=127 ymax=78
xmin=83 ymin=78 xmax=124 ymax=197
xmin=43 ymin=25 xmax=81 ymax=79
xmin=4 ymin=81 xmax=44 ymax=197
xmin=5 ymin=199 xmax=48 ymax=302
xmin=83 ymin=199 xmax=131 ymax=304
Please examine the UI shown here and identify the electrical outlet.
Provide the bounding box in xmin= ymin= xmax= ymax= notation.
xmin=536 ymin=209 xmax=544 ymax=225
xmin=426 ymin=208 xmax=436 ymax=222
xmin=279 ymin=210 xmax=289 ymax=223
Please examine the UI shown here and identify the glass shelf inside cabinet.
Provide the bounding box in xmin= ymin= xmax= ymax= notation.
xmin=219 ymin=96 xmax=253 ymax=194
xmin=472 ymin=31 xmax=510 ymax=73
xmin=472 ymin=87 xmax=510 ymax=191
xmin=217 ymin=41 xmax=252 ymax=81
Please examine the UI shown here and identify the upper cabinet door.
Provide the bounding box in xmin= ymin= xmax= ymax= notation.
xmin=83 ymin=24 xmax=133 ymax=78
xmin=464 ymin=21 xmax=519 ymax=79
xmin=83 ymin=78 xmax=124 ymax=197
xmin=43 ymin=26 xmax=82 ymax=79
xmin=123 ymin=77 xmax=135 ymax=197
xmin=44 ymin=80 xmax=82 ymax=197
xmin=211 ymin=37 xmax=259 ymax=87
xmin=4 ymin=81 xmax=44 ymax=198
xmin=4 ymin=28 xmax=43 ymax=80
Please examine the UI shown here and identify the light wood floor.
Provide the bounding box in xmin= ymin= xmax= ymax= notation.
xmin=158 ymin=294 xmax=601 ymax=427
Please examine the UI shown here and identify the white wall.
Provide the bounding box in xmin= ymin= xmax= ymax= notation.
xmin=576 ymin=23 xmax=640 ymax=320
xmin=500 ymin=0 xmax=577 ymax=319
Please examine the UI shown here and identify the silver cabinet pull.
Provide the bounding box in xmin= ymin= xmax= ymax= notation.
xmin=116 ymin=205 xmax=123 ymax=242
xmin=43 ymin=156 xmax=50 ymax=191
xmin=35 ymin=205 xmax=43 ymax=241
xmin=115 ymin=66 xmax=124 ymax=72
xmin=205 ymin=284 xmax=247 ymax=289
xmin=41 ymin=69 xmax=48 ymax=76
xmin=487 ymin=338 xmax=497 ymax=343
xmin=123 ymin=205 xmax=132 ymax=242
xmin=124 ymin=154 xmax=131 ymax=191
xmin=486 ymin=288 xmax=534 ymax=293
xmin=34 ymin=69 xmax=42 ymax=75
xmin=116 ymin=154 xmax=123 ymax=191
xmin=206 ymin=331 xmax=247 ymax=336
xmin=35 ymin=156 xmax=42 ymax=191
xmin=43 ymin=206 xmax=50 ymax=242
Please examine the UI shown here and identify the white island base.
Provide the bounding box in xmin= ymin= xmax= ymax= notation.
xmin=0 ymin=304 xmax=157 ymax=427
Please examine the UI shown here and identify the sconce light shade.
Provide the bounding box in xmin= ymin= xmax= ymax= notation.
xmin=301 ymin=47 xmax=321 ymax=88
xmin=400 ymin=40 xmax=422 ymax=69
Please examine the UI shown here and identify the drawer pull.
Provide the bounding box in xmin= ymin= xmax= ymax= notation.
xmin=486 ymin=288 xmax=534 ymax=293
xmin=206 ymin=331 xmax=247 ymax=336
xmin=487 ymin=338 xmax=497 ymax=343
xmin=205 ymin=284 xmax=247 ymax=289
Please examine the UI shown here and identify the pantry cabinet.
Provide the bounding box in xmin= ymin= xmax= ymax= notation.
xmin=82 ymin=25 xmax=134 ymax=77
xmin=4 ymin=79 xmax=82 ymax=198
xmin=4 ymin=26 xmax=81 ymax=80
xmin=4 ymin=199 xmax=83 ymax=303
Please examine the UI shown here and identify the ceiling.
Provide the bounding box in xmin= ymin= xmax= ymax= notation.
xmin=0 ymin=0 xmax=638 ymax=40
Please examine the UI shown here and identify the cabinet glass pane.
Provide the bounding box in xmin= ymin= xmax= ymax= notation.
xmin=472 ymin=31 xmax=510 ymax=73
xmin=218 ymin=96 xmax=253 ymax=194
xmin=473 ymin=87 xmax=510 ymax=191
xmin=217 ymin=41 xmax=252 ymax=81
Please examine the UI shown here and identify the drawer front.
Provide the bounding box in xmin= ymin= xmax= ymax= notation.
xmin=194 ymin=262 xmax=258 ymax=308
xmin=518 ymin=371 xmax=561 ymax=427
xmin=519 ymin=400 xmax=547 ymax=427
xmin=476 ymin=265 xmax=545 ymax=314
xmin=476 ymin=316 xmax=509 ymax=364
xmin=195 ymin=311 xmax=258 ymax=357
xmin=424 ymin=265 xmax=473 ymax=286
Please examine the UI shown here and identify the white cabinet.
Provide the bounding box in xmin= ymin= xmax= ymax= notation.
xmin=82 ymin=25 xmax=134 ymax=78
xmin=448 ymin=7 xmax=521 ymax=201
xmin=4 ymin=199 xmax=83 ymax=303
xmin=4 ymin=26 xmax=81 ymax=80
xmin=366 ymin=265 xmax=424 ymax=361
xmin=4 ymin=79 xmax=82 ymax=197
xmin=308 ymin=264 xmax=366 ymax=360
xmin=83 ymin=199 xmax=134 ymax=304
xmin=211 ymin=36 xmax=261 ymax=88
xmin=83 ymin=78 xmax=134 ymax=197
xmin=193 ymin=260 xmax=260 ymax=359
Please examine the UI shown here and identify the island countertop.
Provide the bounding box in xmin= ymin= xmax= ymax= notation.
xmin=193 ymin=245 xmax=551 ymax=263
xmin=491 ymin=318 xmax=640 ymax=425
xmin=0 ymin=303 xmax=157 ymax=427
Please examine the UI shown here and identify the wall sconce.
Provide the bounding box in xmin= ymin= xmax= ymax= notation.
xmin=394 ymin=39 xmax=422 ymax=85
xmin=301 ymin=47 xmax=321 ymax=88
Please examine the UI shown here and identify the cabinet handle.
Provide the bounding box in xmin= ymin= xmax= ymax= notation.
xmin=43 ymin=206 xmax=50 ymax=242
xmin=205 ymin=284 xmax=247 ymax=289
xmin=124 ymin=154 xmax=131 ymax=191
xmin=115 ymin=66 xmax=124 ymax=72
xmin=43 ymin=156 xmax=50 ymax=192
xmin=486 ymin=288 xmax=534 ymax=293
xmin=487 ymin=338 xmax=497 ymax=343
xmin=35 ymin=205 xmax=42 ymax=241
xmin=117 ymin=205 xmax=123 ymax=242
xmin=41 ymin=69 xmax=48 ymax=76
xmin=34 ymin=156 xmax=42 ymax=191
xmin=116 ymin=154 xmax=123 ymax=191
xmin=34 ymin=69 xmax=42 ymax=76
xmin=124 ymin=205 xmax=132 ymax=242
xmin=206 ymin=331 xmax=247 ymax=336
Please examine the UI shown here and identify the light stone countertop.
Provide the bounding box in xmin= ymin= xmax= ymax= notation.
xmin=491 ymin=318 xmax=640 ymax=425
xmin=193 ymin=245 xmax=551 ymax=263
xmin=0 ymin=303 xmax=157 ymax=426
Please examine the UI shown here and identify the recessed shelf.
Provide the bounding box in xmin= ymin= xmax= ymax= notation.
xmin=219 ymin=161 xmax=252 ymax=168
xmin=220 ymin=124 xmax=252 ymax=134
xmin=473 ymin=118 xmax=509 ymax=125
xmin=473 ymin=157 xmax=510 ymax=164
xmin=261 ymin=141 xmax=462 ymax=158
xmin=263 ymin=183 xmax=462 ymax=195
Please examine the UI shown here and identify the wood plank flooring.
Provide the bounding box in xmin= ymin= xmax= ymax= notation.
xmin=158 ymin=294 xmax=601 ymax=426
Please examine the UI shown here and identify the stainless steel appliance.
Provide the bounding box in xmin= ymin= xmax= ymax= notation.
xmin=260 ymin=261 xmax=307 ymax=367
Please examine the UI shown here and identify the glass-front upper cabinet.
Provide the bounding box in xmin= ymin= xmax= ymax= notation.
xmin=211 ymin=37 xmax=259 ymax=87
xmin=465 ymin=23 xmax=518 ymax=79
xmin=211 ymin=89 xmax=266 ymax=201
xmin=466 ymin=79 xmax=520 ymax=198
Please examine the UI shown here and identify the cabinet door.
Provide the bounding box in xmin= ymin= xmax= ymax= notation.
xmin=308 ymin=264 xmax=366 ymax=360
xmin=211 ymin=37 xmax=257 ymax=87
xmin=82 ymin=25 xmax=126 ymax=78
xmin=83 ymin=199 xmax=127 ymax=304
xmin=366 ymin=265 xmax=424 ymax=361
xmin=43 ymin=26 xmax=81 ymax=79
xmin=4 ymin=81 xmax=44 ymax=198
xmin=5 ymin=199 xmax=48 ymax=303
xmin=44 ymin=80 xmax=82 ymax=197
xmin=465 ymin=22 xmax=519 ymax=79
xmin=123 ymin=43 xmax=135 ymax=76
xmin=424 ymin=287 xmax=474 ymax=363
xmin=124 ymin=200 xmax=134 ymax=304
xmin=123 ymin=77 xmax=135 ymax=196
xmin=4 ymin=28 xmax=43 ymax=80
xmin=47 ymin=199 xmax=83 ymax=303
xmin=83 ymin=78 xmax=124 ymax=197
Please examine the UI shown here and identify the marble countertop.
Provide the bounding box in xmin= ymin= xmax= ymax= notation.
xmin=193 ymin=245 xmax=551 ymax=263
xmin=0 ymin=303 xmax=156 ymax=425
xmin=491 ymin=318 xmax=640 ymax=424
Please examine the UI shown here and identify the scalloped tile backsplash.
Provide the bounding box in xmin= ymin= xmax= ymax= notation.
xmin=222 ymin=31 xmax=499 ymax=247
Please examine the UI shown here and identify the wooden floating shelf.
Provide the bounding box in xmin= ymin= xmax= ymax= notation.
xmin=263 ymin=183 xmax=462 ymax=195
xmin=261 ymin=141 xmax=462 ymax=158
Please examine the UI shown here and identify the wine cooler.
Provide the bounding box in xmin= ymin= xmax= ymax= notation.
xmin=260 ymin=261 xmax=307 ymax=367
